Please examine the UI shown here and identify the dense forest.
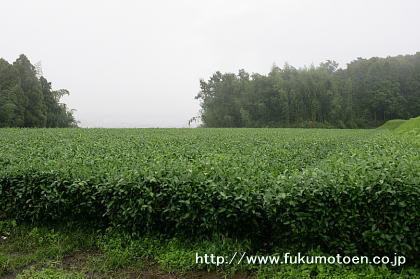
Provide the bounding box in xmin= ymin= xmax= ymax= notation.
xmin=0 ymin=54 xmax=77 ymax=128
xmin=195 ymin=52 xmax=420 ymax=128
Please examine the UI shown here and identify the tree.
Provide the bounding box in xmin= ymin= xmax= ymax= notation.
xmin=195 ymin=53 xmax=420 ymax=128
xmin=0 ymin=54 xmax=77 ymax=128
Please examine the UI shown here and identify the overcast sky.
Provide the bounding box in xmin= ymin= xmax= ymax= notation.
xmin=2 ymin=0 xmax=419 ymax=127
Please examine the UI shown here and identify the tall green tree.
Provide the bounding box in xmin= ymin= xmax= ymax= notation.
xmin=0 ymin=54 xmax=77 ymax=128
xmin=195 ymin=52 xmax=420 ymax=128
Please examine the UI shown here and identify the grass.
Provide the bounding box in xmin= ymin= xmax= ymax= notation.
xmin=0 ymin=220 xmax=96 ymax=277
xmin=1 ymin=222 xmax=419 ymax=278
xmin=394 ymin=116 xmax=420 ymax=135
xmin=16 ymin=266 xmax=87 ymax=279
xmin=377 ymin=119 xmax=407 ymax=130
xmin=378 ymin=116 xmax=420 ymax=135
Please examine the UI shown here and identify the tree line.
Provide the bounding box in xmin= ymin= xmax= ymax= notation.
xmin=0 ymin=54 xmax=77 ymax=128
xmin=195 ymin=52 xmax=420 ymax=128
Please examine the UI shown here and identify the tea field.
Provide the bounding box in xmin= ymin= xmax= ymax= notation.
xmin=0 ymin=127 xmax=419 ymax=278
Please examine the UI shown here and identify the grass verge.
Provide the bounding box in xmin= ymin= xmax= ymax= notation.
xmin=1 ymin=221 xmax=419 ymax=279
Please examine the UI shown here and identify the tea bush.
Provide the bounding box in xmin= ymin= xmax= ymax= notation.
xmin=0 ymin=128 xmax=418 ymax=261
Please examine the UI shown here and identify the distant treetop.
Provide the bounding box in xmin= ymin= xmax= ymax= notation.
xmin=0 ymin=54 xmax=78 ymax=128
xmin=195 ymin=52 xmax=420 ymax=128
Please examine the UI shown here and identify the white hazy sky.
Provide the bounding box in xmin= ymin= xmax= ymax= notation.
xmin=1 ymin=0 xmax=419 ymax=127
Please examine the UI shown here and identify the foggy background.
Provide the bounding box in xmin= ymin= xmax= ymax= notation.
xmin=1 ymin=0 xmax=419 ymax=128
